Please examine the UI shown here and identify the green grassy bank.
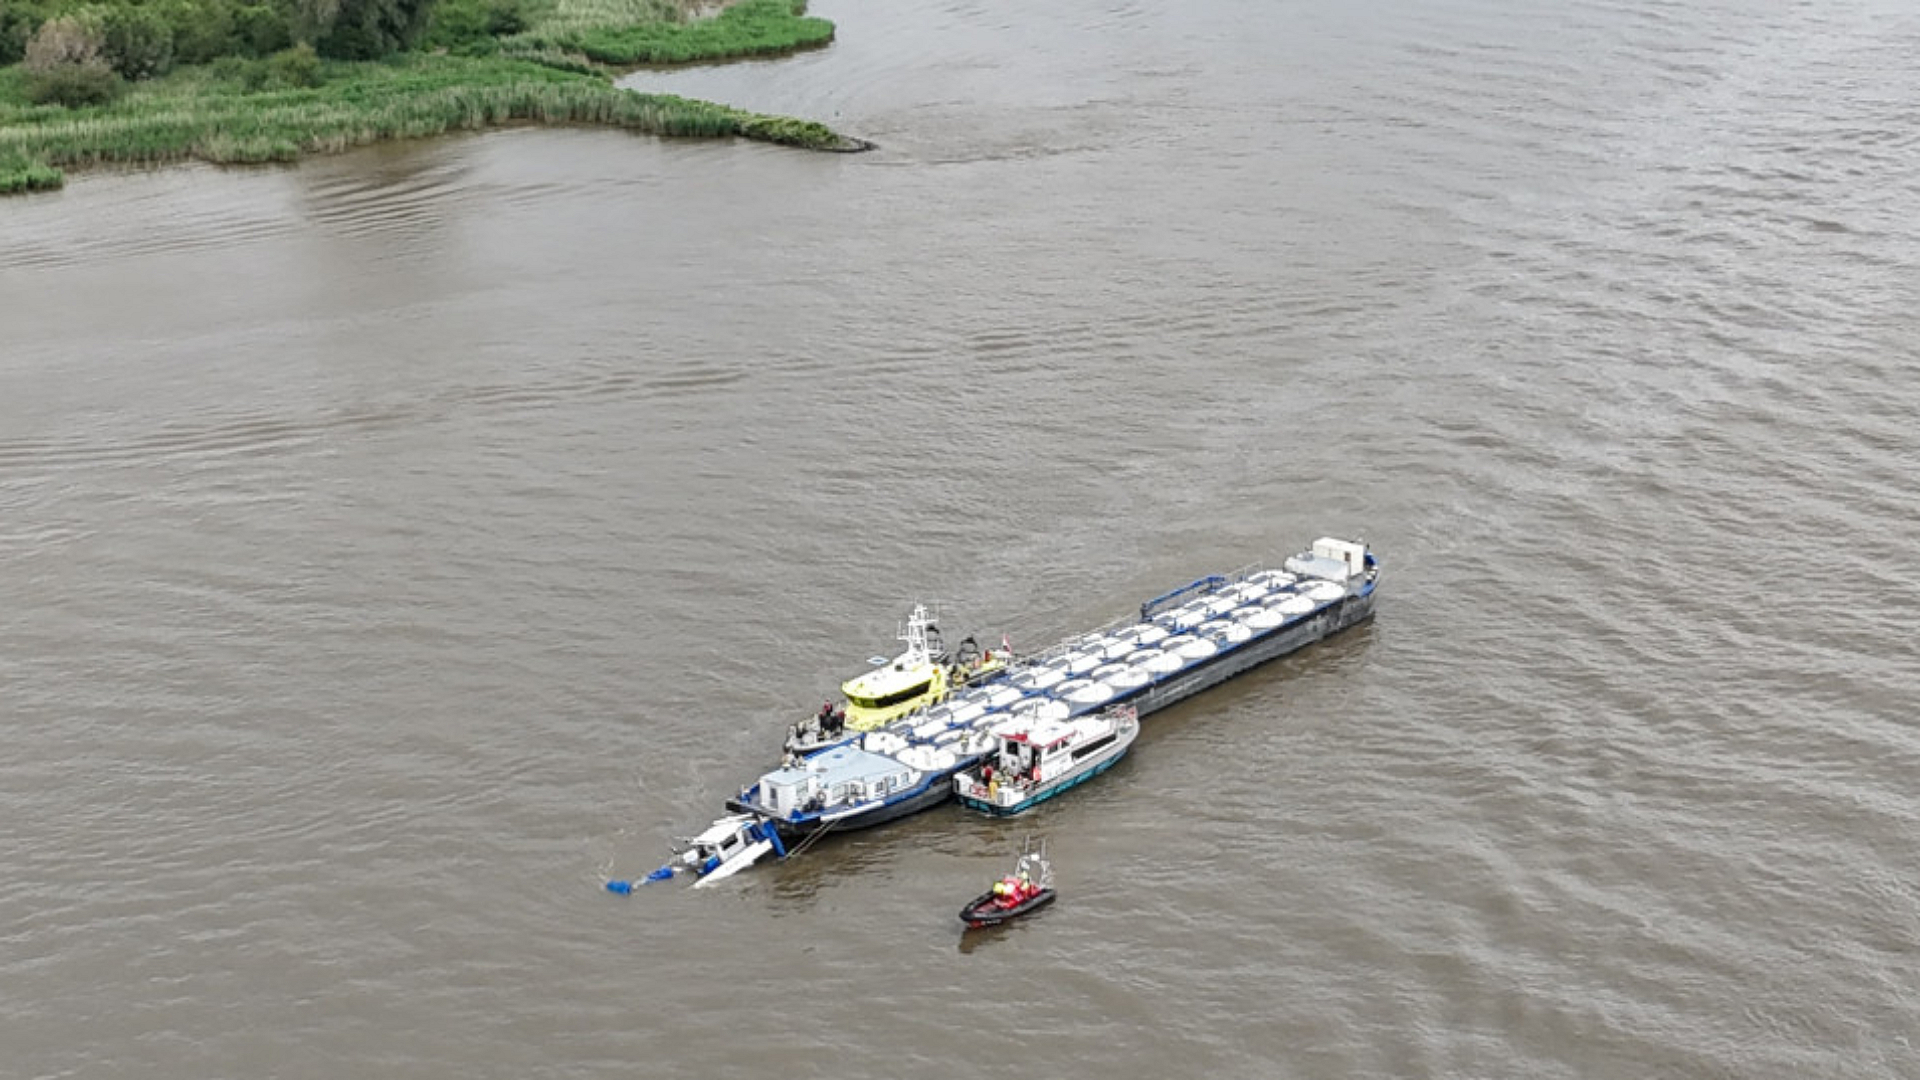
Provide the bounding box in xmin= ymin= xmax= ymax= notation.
xmin=0 ymin=0 xmax=849 ymax=195
xmin=508 ymin=0 xmax=835 ymax=65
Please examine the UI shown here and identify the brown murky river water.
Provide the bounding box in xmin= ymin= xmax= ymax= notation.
xmin=3 ymin=0 xmax=1917 ymax=1076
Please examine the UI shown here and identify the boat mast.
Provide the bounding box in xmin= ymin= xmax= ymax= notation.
xmin=899 ymin=603 xmax=939 ymax=667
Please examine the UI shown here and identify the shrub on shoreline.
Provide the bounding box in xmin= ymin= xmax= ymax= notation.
xmin=23 ymin=14 xmax=127 ymax=106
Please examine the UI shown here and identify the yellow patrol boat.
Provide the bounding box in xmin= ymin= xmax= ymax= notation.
xmin=785 ymin=604 xmax=1010 ymax=755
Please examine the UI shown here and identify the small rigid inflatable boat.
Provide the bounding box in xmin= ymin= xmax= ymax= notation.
xmin=960 ymin=840 xmax=1056 ymax=928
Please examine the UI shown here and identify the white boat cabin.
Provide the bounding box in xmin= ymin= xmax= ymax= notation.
xmin=759 ymin=740 xmax=918 ymax=815
xmin=1284 ymin=536 xmax=1369 ymax=583
xmin=983 ymin=713 xmax=1124 ymax=786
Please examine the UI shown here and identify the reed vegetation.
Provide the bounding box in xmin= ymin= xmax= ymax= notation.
xmin=529 ymin=0 xmax=686 ymax=36
xmin=0 ymin=147 xmax=63 ymax=191
xmin=0 ymin=0 xmax=850 ymax=195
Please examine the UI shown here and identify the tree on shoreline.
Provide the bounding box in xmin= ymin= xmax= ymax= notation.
xmin=3 ymin=0 xmax=441 ymax=72
xmin=294 ymin=0 xmax=438 ymax=59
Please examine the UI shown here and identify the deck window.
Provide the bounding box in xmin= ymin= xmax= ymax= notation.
xmin=847 ymin=679 xmax=934 ymax=710
xmin=1070 ymin=734 xmax=1118 ymax=761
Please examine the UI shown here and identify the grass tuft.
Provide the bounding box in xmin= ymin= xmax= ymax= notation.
xmin=0 ymin=149 xmax=65 ymax=192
